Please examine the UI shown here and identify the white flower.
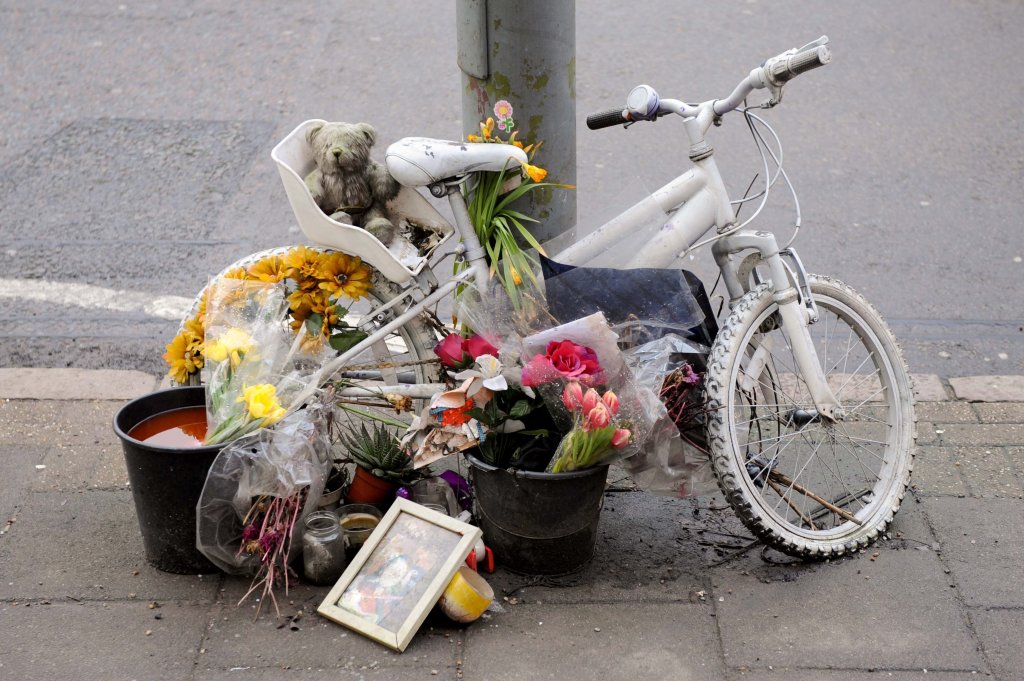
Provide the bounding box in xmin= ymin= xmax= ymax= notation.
xmin=453 ymin=354 xmax=508 ymax=396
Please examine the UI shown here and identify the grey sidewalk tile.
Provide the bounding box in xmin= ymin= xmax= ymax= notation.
xmin=480 ymin=492 xmax=724 ymax=605
xmin=30 ymin=441 xmax=129 ymax=492
xmin=950 ymin=375 xmax=1024 ymax=402
xmin=970 ymin=608 xmax=1024 ymax=681
xmin=729 ymin=671 xmax=974 ymax=680
xmin=0 ymin=490 xmax=218 ymax=602
xmin=462 ymin=602 xmax=725 ymax=681
xmin=0 ymin=601 xmax=208 ymax=680
xmin=912 ymin=374 xmax=950 ymax=402
xmin=919 ymin=423 xmax=1024 ymax=447
xmin=0 ymin=368 xmax=158 ymax=400
xmin=0 ymin=444 xmax=45 ymax=523
xmin=711 ymin=548 xmax=983 ymax=672
xmin=1011 ymin=448 xmax=1024 ymax=478
xmin=0 ymin=399 xmax=68 ymax=445
xmin=974 ymin=402 xmax=1024 ymax=423
xmin=196 ymin=668 xmax=451 ymax=680
xmin=199 ymin=589 xmax=457 ymax=673
xmin=910 ymin=447 xmax=968 ymax=497
xmin=922 ymin=497 xmax=1024 ymax=607
xmin=953 ymin=447 xmax=1024 ymax=498
xmin=914 ymin=401 xmax=978 ymax=424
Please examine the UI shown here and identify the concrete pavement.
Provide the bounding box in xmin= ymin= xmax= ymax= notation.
xmin=1 ymin=369 xmax=1022 ymax=680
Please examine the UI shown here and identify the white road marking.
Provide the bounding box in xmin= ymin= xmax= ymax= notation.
xmin=0 ymin=278 xmax=192 ymax=321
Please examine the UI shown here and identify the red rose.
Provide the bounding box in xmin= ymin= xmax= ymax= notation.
xmin=546 ymin=340 xmax=601 ymax=380
xmin=464 ymin=334 xmax=499 ymax=360
xmin=434 ymin=333 xmax=468 ymax=368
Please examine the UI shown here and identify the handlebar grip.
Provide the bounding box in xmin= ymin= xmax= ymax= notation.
xmin=586 ymin=108 xmax=628 ymax=130
xmin=769 ymin=45 xmax=832 ymax=84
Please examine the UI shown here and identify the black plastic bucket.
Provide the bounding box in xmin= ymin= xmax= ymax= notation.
xmin=467 ymin=454 xmax=608 ymax=575
xmin=113 ymin=386 xmax=221 ymax=574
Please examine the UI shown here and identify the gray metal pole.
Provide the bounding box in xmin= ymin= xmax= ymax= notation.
xmin=456 ymin=0 xmax=576 ymax=243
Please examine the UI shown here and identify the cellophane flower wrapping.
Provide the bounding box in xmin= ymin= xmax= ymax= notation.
xmin=196 ymin=399 xmax=332 ymax=574
xmin=621 ymin=333 xmax=718 ymax=497
xmin=201 ymin=279 xmax=329 ymax=445
xmin=518 ymin=312 xmax=660 ymax=472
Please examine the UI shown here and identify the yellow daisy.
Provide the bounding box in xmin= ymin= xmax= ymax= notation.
xmin=248 ymin=255 xmax=287 ymax=283
xmin=163 ymin=322 xmax=205 ymax=384
xmin=317 ymin=252 xmax=373 ymax=301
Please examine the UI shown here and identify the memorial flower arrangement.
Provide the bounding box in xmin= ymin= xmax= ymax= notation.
xmin=163 ymin=245 xmax=376 ymax=386
xmin=463 ymin=101 xmax=574 ymax=307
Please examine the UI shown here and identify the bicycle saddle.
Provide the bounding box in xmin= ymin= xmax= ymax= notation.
xmin=385 ymin=137 xmax=529 ymax=187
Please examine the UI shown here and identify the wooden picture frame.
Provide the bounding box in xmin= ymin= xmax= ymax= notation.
xmin=317 ymin=497 xmax=482 ymax=652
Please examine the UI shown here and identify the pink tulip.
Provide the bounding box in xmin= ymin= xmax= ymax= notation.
xmin=582 ymin=388 xmax=600 ymax=415
xmin=562 ymin=381 xmax=584 ymax=412
xmin=611 ymin=428 xmax=631 ymax=448
xmin=602 ymin=390 xmax=620 ymax=416
xmin=586 ymin=402 xmax=611 ymax=430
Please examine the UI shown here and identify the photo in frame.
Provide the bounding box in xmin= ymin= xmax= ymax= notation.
xmin=317 ymin=497 xmax=482 ymax=651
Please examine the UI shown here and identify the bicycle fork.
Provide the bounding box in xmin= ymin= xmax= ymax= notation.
xmin=713 ymin=230 xmax=845 ymax=422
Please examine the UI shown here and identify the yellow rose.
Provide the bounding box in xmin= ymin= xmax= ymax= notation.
xmin=237 ymin=384 xmax=286 ymax=425
xmin=205 ymin=328 xmax=254 ymax=367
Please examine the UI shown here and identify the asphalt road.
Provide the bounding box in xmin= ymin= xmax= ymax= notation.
xmin=1 ymin=1 xmax=1021 ymax=378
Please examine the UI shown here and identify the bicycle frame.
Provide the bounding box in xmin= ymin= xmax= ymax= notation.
xmin=301 ymin=65 xmax=845 ymax=422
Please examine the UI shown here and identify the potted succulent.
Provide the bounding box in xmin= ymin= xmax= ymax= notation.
xmin=338 ymin=422 xmax=418 ymax=505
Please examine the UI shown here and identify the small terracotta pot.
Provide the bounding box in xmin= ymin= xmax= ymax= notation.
xmin=346 ymin=466 xmax=399 ymax=505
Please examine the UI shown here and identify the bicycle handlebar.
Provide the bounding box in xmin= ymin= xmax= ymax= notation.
xmin=586 ymin=108 xmax=628 ymax=130
xmin=768 ymin=45 xmax=832 ymax=84
xmin=587 ymin=37 xmax=832 ymax=128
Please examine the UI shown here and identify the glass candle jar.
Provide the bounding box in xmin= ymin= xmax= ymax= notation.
xmin=302 ymin=510 xmax=346 ymax=585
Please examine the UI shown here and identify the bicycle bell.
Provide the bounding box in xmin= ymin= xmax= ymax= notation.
xmin=626 ymin=84 xmax=660 ymax=121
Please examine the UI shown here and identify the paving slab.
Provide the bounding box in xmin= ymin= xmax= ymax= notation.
xmin=913 ymin=401 xmax=978 ymax=424
xmin=950 ymin=375 xmax=1024 ymax=402
xmin=0 ymin=444 xmax=44 ymax=524
xmin=0 ymin=399 xmax=69 ymax=445
xmin=952 ymin=447 xmax=1024 ymax=498
xmin=973 ymin=402 xmax=1024 ymax=423
xmin=917 ymin=422 xmax=1024 ymax=447
xmin=969 ymin=608 xmax=1024 ymax=681
xmin=195 ymin=668 xmax=453 ymax=680
xmin=462 ymin=602 xmax=725 ymax=681
xmin=201 ymin=583 xmax=458 ymax=673
xmin=910 ymin=447 xmax=969 ymax=497
xmin=0 ymin=490 xmax=219 ymax=602
xmin=0 ymin=600 xmax=208 ymax=681
xmin=0 ymin=368 xmax=158 ymax=400
xmin=729 ymin=671 xmax=974 ymax=680
xmin=711 ymin=545 xmax=983 ymax=672
xmin=923 ymin=497 xmax=1024 ymax=608
xmin=480 ymin=492 xmax=725 ymax=605
xmin=911 ymin=374 xmax=949 ymax=402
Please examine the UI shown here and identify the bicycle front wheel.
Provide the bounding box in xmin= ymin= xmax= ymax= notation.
xmin=705 ymin=276 xmax=915 ymax=558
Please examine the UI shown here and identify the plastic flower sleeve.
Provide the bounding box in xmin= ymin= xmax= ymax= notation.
xmin=196 ymin=399 xmax=332 ymax=574
xmin=201 ymin=278 xmax=331 ymax=445
xmin=620 ymin=334 xmax=718 ymax=498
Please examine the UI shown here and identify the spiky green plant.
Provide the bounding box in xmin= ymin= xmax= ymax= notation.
xmin=338 ymin=422 xmax=417 ymax=483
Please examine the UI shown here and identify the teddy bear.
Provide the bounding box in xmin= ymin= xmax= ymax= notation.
xmin=304 ymin=121 xmax=401 ymax=245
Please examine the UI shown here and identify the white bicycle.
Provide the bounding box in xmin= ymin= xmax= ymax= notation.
xmin=206 ymin=36 xmax=915 ymax=559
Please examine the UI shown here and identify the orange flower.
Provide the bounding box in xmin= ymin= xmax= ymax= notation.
xmin=441 ymin=398 xmax=475 ymax=427
xmin=521 ymin=162 xmax=547 ymax=183
xmin=248 ymin=255 xmax=287 ymax=283
xmin=317 ymin=251 xmax=373 ymax=301
xmin=282 ymin=245 xmax=324 ymax=285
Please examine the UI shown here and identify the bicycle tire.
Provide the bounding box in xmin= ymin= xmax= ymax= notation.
xmin=704 ymin=276 xmax=916 ymax=558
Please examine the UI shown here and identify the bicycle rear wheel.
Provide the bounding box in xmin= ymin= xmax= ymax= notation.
xmin=704 ymin=275 xmax=915 ymax=558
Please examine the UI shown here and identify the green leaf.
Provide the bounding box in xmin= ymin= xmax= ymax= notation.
xmin=305 ymin=313 xmax=323 ymax=336
xmin=509 ymin=400 xmax=532 ymax=418
xmin=329 ymin=329 xmax=369 ymax=353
